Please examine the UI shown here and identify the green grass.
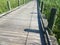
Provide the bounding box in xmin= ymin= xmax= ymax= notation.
xmin=41 ymin=0 xmax=60 ymax=45
xmin=0 ymin=0 xmax=8 ymax=13
xmin=0 ymin=0 xmax=30 ymax=14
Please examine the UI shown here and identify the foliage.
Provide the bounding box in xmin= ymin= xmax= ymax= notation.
xmin=42 ymin=0 xmax=60 ymax=45
xmin=0 ymin=0 xmax=29 ymax=14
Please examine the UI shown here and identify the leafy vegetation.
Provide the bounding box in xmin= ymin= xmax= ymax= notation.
xmin=0 ymin=0 xmax=30 ymax=14
xmin=41 ymin=0 xmax=60 ymax=45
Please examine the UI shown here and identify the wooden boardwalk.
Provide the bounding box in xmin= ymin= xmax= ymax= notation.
xmin=0 ymin=0 xmax=42 ymax=45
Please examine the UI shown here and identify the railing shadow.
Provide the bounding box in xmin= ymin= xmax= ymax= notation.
xmin=24 ymin=29 xmax=39 ymax=33
xmin=36 ymin=0 xmax=46 ymax=45
xmin=24 ymin=28 xmax=46 ymax=45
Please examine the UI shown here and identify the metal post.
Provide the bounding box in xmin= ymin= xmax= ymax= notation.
xmin=48 ymin=8 xmax=57 ymax=34
xmin=38 ymin=0 xmax=40 ymax=7
xmin=23 ymin=0 xmax=25 ymax=4
xmin=18 ymin=0 xmax=20 ymax=6
xmin=7 ymin=0 xmax=11 ymax=10
xmin=41 ymin=1 xmax=44 ymax=13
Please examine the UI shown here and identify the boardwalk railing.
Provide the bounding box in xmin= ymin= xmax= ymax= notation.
xmin=7 ymin=0 xmax=31 ymax=10
xmin=0 ymin=0 xmax=32 ymax=17
xmin=37 ymin=0 xmax=53 ymax=45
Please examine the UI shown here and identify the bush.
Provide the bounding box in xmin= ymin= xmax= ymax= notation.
xmin=0 ymin=0 xmax=29 ymax=14
xmin=42 ymin=0 xmax=60 ymax=44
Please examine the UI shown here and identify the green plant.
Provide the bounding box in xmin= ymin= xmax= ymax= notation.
xmin=41 ymin=0 xmax=60 ymax=44
xmin=0 ymin=0 xmax=29 ymax=14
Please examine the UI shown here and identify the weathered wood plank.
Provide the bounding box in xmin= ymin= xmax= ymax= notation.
xmin=0 ymin=0 xmax=41 ymax=45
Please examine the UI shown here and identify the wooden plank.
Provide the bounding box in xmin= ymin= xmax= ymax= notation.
xmin=0 ymin=1 xmax=41 ymax=45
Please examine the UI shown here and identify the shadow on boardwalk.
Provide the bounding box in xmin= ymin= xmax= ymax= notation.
xmin=24 ymin=29 xmax=39 ymax=33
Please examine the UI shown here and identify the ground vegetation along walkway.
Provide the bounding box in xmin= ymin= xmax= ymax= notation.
xmin=0 ymin=0 xmax=42 ymax=45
